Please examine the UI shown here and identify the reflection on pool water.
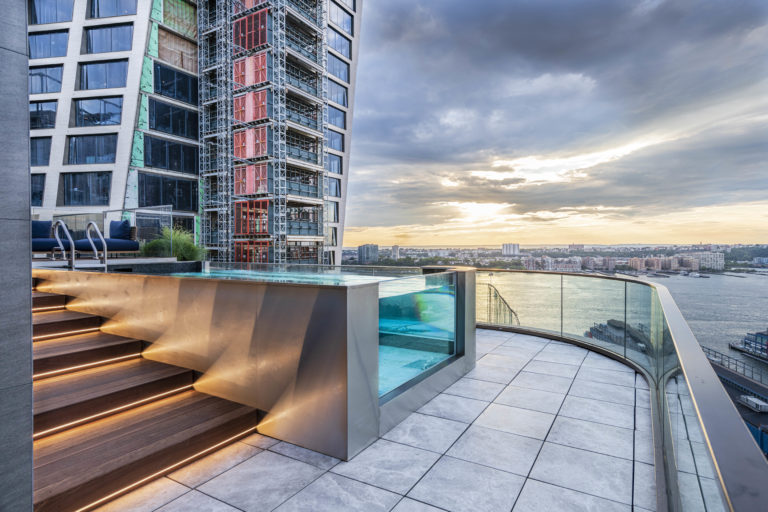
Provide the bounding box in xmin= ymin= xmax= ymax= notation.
xmin=173 ymin=267 xmax=458 ymax=398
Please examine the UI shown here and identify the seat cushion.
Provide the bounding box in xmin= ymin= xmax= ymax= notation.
xmin=75 ymin=239 xmax=140 ymax=252
xmin=32 ymin=239 xmax=71 ymax=252
xmin=109 ymin=220 xmax=132 ymax=240
xmin=32 ymin=220 xmax=52 ymax=239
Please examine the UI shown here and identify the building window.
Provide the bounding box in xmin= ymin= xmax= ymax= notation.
xmin=328 ymin=177 xmax=341 ymax=197
xmin=57 ymin=171 xmax=111 ymax=206
xmin=28 ymin=0 xmax=74 ymax=25
xmin=327 ymin=27 xmax=351 ymax=59
xmin=149 ymin=98 xmax=198 ymax=139
xmin=144 ymin=135 xmax=198 ymax=174
xmin=31 ymin=174 xmax=46 ymax=207
xmin=336 ymin=0 xmax=355 ymax=11
xmin=325 ymin=227 xmax=337 ymax=246
xmin=328 ymin=80 xmax=348 ymax=107
xmin=78 ymin=60 xmax=128 ymax=89
xmin=325 ymin=200 xmax=339 ymax=223
xmin=329 ymin=2 xmax=353 ymax=36
xmin=67 ymin=134 xmax=118 ymax=164
xmin=163 ymin=0 xmax=197 ymax=39
xmin=83 ymin=23 xmax=133 ymax=53
xmin=158 ymin=28 xmax=198 ymax=73
xmin=30 ymin=101 xmax=58 ymax=129
xmin=138 ymin=172 xmax=197 ymax=211
xmin=29 ymin=65 xmax=63 ymax=94
xmin=154 ymin=63 xmax=198 ymax=105
xmin=328 ymin=105 xmax=346 ymax=129
xmin=326 ymin=153 xmax=342 ymax=174
xmin=328 ymin=130 xmax=344 ymax=151
xmin=28 ymin=30 xmax=68 ymax=59
xmin=72 ymin=97 xmax=122 ymax=126
xmin=88 ymin=0 xmax=137 ymax=18
xmin=30 ymin=137 xmax=52 ymax=167
xmin=327 ymin=53 xmax=349 ymax=83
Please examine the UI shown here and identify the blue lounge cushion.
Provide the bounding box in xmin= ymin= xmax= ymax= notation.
xmin=110 ymin=220 xmax=132 ymax=240
xmin=32 ymin=220 xmax=52 ymax=239
xmin=32 ymin=239 xmax=71 ymax=252
xmin=75 ymin=238 xmax=140 ymax=252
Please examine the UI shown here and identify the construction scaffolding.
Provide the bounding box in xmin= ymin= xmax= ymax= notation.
xmin=199 ymin=0 xmax=328 ymax=263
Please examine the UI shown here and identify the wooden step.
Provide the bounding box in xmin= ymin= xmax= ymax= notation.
xmin=34 ymin=332 xmax=143 ymax=379
xmin=34 ymin=359 xmax=193 ymax=436
xmin=32 ymin=291 xmax=67 ymax=311
xmin=33 ymin=310 xmax=101 ymax=339
xmin=34 ymin=390 xmax=259 ymax=512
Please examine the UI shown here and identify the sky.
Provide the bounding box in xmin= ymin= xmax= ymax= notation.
xmin=342 ymin=0 xmax=768 ymax=247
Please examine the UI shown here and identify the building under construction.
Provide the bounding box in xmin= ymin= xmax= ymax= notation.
xmin=199 ymin=0 xmax=361 ymax=264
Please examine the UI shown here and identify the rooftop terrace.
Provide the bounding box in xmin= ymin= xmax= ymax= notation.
xmin=96 ymin=329 xmax=662 ymax=512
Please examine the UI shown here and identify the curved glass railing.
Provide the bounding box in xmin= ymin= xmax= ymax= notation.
xmin=476 ymin=270 xmax=768 ymax=512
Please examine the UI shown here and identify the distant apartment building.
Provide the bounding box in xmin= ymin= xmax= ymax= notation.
xmin=502 ymin=243 xmax=520 ymax=256
xmin=568 ymin=244 xmax=584 ymax=251
xmin=753 ymin=257 xmax=768 ymax=265
xmin=523 ymin=256 xmax=581 ymax=272
xmin=28 ymin=0 xmax=201 ymax=232
xmin=391 ymin=244 xmax=400 ymax=260
xmin=357 ymin=243 xmax=378 ymax=264
xmin=689 ymin=251 xmax=725 ymax=271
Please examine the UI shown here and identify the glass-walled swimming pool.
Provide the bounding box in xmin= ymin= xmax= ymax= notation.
xmin=173 ymin=264 xmax=458 ymax=398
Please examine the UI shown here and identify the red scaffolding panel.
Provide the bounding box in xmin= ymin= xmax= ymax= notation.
xmin=234 ymin=199 xmax=269 ymax=235
xmin=234 ymin=240 xmax=271 ymax=263
xmin=234 ymin=90 xmax=268 ymax=123
xmin=234 ymin=164 xmax=269 ymax=195
xmin=234 ymin=126 xmax=269 ymax=160
xmin=233 ymin=9 xmax=268 ymax=54
xmin=233 ymin=52 xmax=268 ymax=89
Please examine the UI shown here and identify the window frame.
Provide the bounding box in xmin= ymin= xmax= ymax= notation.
xmin=77 ymin=59 xmax=129 ymax=90
xmin=29 ymin=65 xmax=63 ymax=94
xmin=30 ymin=137 xmax=52 ymax=167
xmin=28 ymin=0 xmax=74 ymax=25
xmin=31 ymin=174 xmax=46 ymax=207
xmin=71 ymin=96 xmax=123 ymax=127
xmin=56 ymin=171 xmax=112 ymax=206
xmin=87 ymin=0 xmax=137 ymax=19
xmin=83 ymin=23 xmax=133 ymax=54
xmin=329 ymin=2 xmax=353 ymax=36
xmin=328 ymin=129 xmax=344 ymax=151
xmin=328 ymin=105 xmax=346 ymax=129
xmin=28 ymin=30 xmax=69 ymax=59
xmin=328 ymin=80 xmax=348 ymax=107
xmin=327 ymin=27 xmax=351 ymax=59
xmin=327 ymin=52 xmax=350 ymax=83
xmin=66 ymin=133 xmax=118 ymax=165
xmin=30 ymin=100 xmax=58 ymax=129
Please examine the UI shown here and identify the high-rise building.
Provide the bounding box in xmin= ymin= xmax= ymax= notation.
xmin=357 ymin=243 xmax=377 ymax=264
xmin=199 ymin=0 xmax=362 ymax=265
xmin=391 ymin=244 xmax=400 ymax=260
xmin=501 ymin=243 xmax=519 ymax=256
xmin=28 ymin=0 xmax=201 ymax=232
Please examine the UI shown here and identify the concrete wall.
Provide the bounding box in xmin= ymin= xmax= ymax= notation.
xmin=0 ymin=2 xmax=34 ymax=510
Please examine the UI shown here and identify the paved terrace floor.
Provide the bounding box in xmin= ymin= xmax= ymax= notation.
xmin=96 ymin=329 xmax=656 ymax=512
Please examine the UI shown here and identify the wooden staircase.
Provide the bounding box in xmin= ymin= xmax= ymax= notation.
xmin=31 ymin=286 xmax=260 ymax=511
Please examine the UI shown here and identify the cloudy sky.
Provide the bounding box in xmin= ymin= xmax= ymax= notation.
xmin=342 ymin=0 xmax=768 ymax=247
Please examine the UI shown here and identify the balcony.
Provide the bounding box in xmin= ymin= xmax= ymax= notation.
xmin=286 ymin=22 xmax=320 ymax=64
xmin=286 ymin=0 xmax=320 ymax=27
xmin=286 ymin=59 xmax=320 ymax=98
xmin=287 ymin=96 xmax=321 ymax=132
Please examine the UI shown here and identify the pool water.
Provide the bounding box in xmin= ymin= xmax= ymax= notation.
xmin=379 ymin=345 xmax=451 ymax=396
xmin=174 ymin=268 xmax=399 ymax=286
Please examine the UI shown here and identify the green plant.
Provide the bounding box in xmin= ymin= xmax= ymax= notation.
xmin=140 ymin=227 xmax=205 ymax=261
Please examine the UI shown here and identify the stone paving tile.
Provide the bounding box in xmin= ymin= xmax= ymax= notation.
xmin=168 ymin=442 xmax=262 ymax=488
xmin=447 ymin=424 xmax=542 ymax=476
xmin=408 ymin=456 xmax=525 ymax=512
xmin=546 ymin=416 xmax=634 ymax=460
xmin=475 ymin=403 xmax=555 ymax=440
xmin=494 ymin=385 xmax=565 ymax=415
xmin=636 ymin=388 xmax=651 ymax=408
xmin=534 ymin=350 xmax=587 ymax=366
xmin=635 ymin=405 xmax=652 ymax=431
xmin=156 ymin=490 xmax=240 ymax=512
xmin=198 ymin=451 xmax=324 ymax=512
xmin=559 ymin=395 xmax=635 ymax=429
xmin=331 ymin=439 xmax=440 ymax=494
xmin=690 ymin=441 xmax=717 ymax=479
xmin=240 ymin=432 xmax=280 ymax=449
xmin=93 ymin=478 xmax=189 ymax=512
xmin=443 ymin=377 xmax=505 ymax=401
xmin=568 ymin=378 xmax=636 ymax=406
xmin=576 ymin=366 xmax=636 ymax=387
xmin=530 ymin=443 xmax=633 ymax=504
xmin=523 ymin=360 xmax=579 ymax=379
xmin=634 ymin=428 xmax=654 ymax=465
xmin=633 ymin=461 xmax=657 ymax=511
xmin=418 ymin=393 xmax=489 ymax=424
xmin=274 ymin=473 xmax=400 ymax=512
xmin=488 ymin=344 xmax=538 ymax=360
xmin=383 ymin=413 xmax=468 ymax=453
xmin=512 ymin=479 xmax=631 ymax=512
xmin=391 ymin=498 xmax=444 ymax=511
xmin=464 ymin=362 xmax=519 ymax=384
xmin=270 ymin=441 xmax=340 ymax=470
xmin=581 ymin=352 xmax=635 ymax=373
xmin=636 ymin=373 xmax=650 ymax=388
xmin=510 ymin=371 xmax=573 ymax=394
xmin=478 ymin=353 xmax=530 ymax=370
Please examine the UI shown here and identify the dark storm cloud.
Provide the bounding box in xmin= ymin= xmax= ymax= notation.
xmin=345 ymin=0 xmax=768 ymax=231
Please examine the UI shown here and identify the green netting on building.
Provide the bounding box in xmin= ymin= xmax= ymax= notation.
xmin=138 ymin=95 xmax=149 ymax=130
xmin=151 ymin=0 xmax=163 ymax=22
xmin=130 ymin=131 xmax=145 ymax=168
xmin=140 ymin=56 xmax=153 ymax=93
xmin=164 ymin=0 xmax=197 ymax=39
xmin=148 ymin=22 xmax=159 ymax=58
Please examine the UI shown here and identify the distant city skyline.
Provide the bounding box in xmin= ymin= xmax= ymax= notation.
xmin=343 ymin=0 xmax=768 ymax=246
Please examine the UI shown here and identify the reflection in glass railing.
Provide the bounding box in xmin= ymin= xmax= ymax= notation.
xmin=475 ymin=270 xmax=735 ymax=511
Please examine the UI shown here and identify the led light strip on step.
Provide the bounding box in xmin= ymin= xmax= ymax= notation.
xmin=33 ymin=353 xmax=141 ymax=379
xmin=33 ymin=327 xmax=101 ymax=341
xmin=33 ymin=384 xmax=194 ymax=439
xmin=31 ymin=305 xmax=67 ymax=313
xmin=74 ymin=425 xmax=260 ymax=512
